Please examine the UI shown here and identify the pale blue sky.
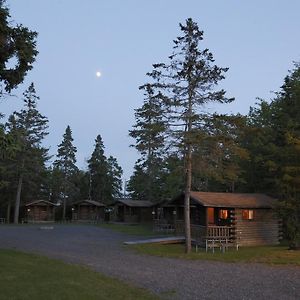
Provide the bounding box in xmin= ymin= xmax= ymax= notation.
xmin=2 ymin=0 xmax=300 ymax=180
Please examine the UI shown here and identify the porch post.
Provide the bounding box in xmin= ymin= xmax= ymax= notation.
xmin=205 ymin=207 xmax=209 ymax=237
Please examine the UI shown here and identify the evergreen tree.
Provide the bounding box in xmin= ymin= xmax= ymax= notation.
xmin=271 ymin=64 xmax=300 ymax=249
xmin=127 ymin=162 xmax=148 ymax=200
xmin=87 ymin=135 xmax=123 ymax=204
xmin=53 ymin=125 xmax=78 ymax=219
xmin=141 ymin=19 xmax=233 ymax=252
xmin=192 ymin=114 xmax=248 ymax=192
xmin=5 ymin=83 xmax=49 ymax=223
xmin=106 ymin=156 xmax=123 ymax=201
xmin=240 ymin=63 xmax=300 ymax=248
xmin=129 ymin=85 xmax=167 ymax=202
xmin=240 ymin=101 xmax=277 ymax=193
xmin=160 ymin=154 xmax=185 ymax=200
xmin=0 ymin=0 xmax=38 ymax=195
xmin=0 ymin=0 xmax=38 ymax=94
xmin=87 ymin=135 xmax=108 ymax=203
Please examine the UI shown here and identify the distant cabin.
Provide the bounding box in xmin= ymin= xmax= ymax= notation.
xmin=25 ymin=200 xmax=57 ymax=223
xmin=72 ymin=200 xmax=105 ymax=222
xmin=114 ymin=198 xmax=154 ymax=223
xmin=160 ymin=192 xmax=280 ymax=246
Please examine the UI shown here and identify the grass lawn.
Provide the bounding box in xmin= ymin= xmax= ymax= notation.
xmin=98 ymin=222 xmax=164 ymax=236
xmin=0 ymin=249 xmax=158 ymax=300
xmin=130 ymin=243 xmax=300 ymax=266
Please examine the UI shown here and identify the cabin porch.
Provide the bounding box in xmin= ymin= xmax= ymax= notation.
xmin=174 ymin=220 xmax=238 ymax=251
xmin=154 ymin=204 xmax=239 ymax=250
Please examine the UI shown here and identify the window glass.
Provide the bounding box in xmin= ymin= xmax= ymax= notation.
xmin=242 ymin=209 xmax=254 ymax=220
xmin=219 ymin=209 xmax=228 ymax=219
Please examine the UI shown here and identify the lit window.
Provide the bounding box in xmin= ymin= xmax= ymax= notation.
xmin=219 ymin=209 xmax=228 ymax=219
xmin=242 ymin=209 xmax=254 ymax=220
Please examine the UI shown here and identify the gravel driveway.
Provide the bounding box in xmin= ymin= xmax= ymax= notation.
xmin=0 ymin=224 xmax=299 ymax=300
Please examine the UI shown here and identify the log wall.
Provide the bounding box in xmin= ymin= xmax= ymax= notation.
xmin=234 ymin=208 xmax=280 ymax=246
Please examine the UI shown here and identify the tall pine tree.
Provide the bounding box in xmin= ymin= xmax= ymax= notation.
xmin=107 ymin=156 xmax=123 ymax=201
xmin=87 ymin=135 xmax=123 ymax=204
xmin=53 ymin=125 xmax=78 ymax=220
xmin=129 ymin=84 xmax=167 ymax=202
xmin=5 ymin=83 xmax=49 ymax=223
xmin=87 ymin=135 xmax=108 ymax=203
xmin=141 ymin=19 xmax=233 ymax=252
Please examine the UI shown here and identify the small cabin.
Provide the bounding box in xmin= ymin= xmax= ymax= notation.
xmin=161 ymin=192 xmax=280 ymax=246
xmin=114 ymin=198 xmax=154 ymax=223
xmin=25 ymin=200 xmax=57 ymax=222
xmin=71 ymin=200 xmax=105 ymax=222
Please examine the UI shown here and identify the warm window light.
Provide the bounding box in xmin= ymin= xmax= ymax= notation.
xmin=207 ymin=207 xmax=215 ymax=224
xmin=242 ymin=209 xmax=254 ymax=220
xmin=219 ymin=209 xmax=228 ymax=219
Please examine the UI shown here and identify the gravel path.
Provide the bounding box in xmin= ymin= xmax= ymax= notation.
xmin=0 ymin=224 xmax=299 ymax=300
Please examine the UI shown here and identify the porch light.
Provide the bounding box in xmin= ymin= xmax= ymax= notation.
xmin=173 ymin=210 xmax=177 ymax=215
xmin=152 ymin=211 xmax=155 ymax=215
xmin=71 ymin=207 xmax=75 ymax=211
xmin=27 ymin=208 xmax=30 ymax=212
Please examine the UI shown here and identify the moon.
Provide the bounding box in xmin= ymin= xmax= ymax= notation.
xmin=96 ymin=71 xmax=101 ymax=77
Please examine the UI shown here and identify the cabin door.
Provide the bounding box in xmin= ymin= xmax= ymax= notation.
xmin=39 ymin=206 xmax=48 ymax=221
xmin=207 ymin=207 xmax=215 ymax=225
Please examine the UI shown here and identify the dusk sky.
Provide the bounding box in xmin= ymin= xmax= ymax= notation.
xmin=2 ymin=0 xmax=300 ymax=181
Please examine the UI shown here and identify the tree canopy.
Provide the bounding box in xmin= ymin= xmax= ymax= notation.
xmin=0 ymin=0 xmax=38 ymax=94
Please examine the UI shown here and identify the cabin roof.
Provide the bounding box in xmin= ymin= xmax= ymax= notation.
xmin=25 ymin=200 xmax=57 ymax=207
xmin=115 ymin=199 xmax=153 ymax=207
xmin=174 ymin=192 xmax=277 ymax=208
xmin=73 ymin=199 xmax=105 ymax=207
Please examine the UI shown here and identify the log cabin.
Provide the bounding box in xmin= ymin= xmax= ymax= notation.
xmin=160 ymin=192 xmax=280 ymax=246
xmin=71 ymin=199 xmax=105 ymax=222
xmin=25 ymin=200 xmax=57 ymax=222
xmin=113 ymin=198 xmax=154 ymax=223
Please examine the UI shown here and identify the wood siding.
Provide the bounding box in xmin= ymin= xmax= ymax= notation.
xmin=234 ymin=208 xmax=280 ymax=246
xmin=27 ymin=205 xmax=55 ymax=222
xmin=73 ymin=205 xmax=104 ymax=221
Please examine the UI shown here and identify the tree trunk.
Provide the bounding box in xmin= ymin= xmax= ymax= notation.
xmin=183 ymin=83 xmax=193 ymax=254
xmin=62 ymin=197 xmax=66 ymax=220
xmin=6 ymin=201 xmax=11 ymax=223
xmin=14 ymin=174 xmax=23 ymax=224
xmin=184 ymin=144 xmax=192 ymax=253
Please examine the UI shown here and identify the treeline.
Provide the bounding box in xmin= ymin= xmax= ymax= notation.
xmin=0 ymin=1 xmax=123 ymax=223
xmin=129 ymin=63 xmax=300 ymax=203
xmin=0 ymin=83 xmax=123 ymax=223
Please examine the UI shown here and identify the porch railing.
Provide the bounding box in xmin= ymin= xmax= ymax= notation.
xmin=207 ymin=226 xmax=231 ymax=238
xmin=175 ymin=220 xmax=232 ymax=240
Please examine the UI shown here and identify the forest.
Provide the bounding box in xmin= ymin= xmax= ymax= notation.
xmin=0 ymin=2 xmax=299 ymax=249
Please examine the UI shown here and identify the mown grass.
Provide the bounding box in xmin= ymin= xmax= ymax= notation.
xmin=98 ymin=223 xmax=160 ymax=236
xmin=0 ymin=249 xmax=158 ymax=300
xmin=130 ymin=243 xmax=300 ymax=266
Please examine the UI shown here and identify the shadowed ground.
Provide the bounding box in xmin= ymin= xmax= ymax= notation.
xmin=0 ymin=224 xmax=299 ymax=300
